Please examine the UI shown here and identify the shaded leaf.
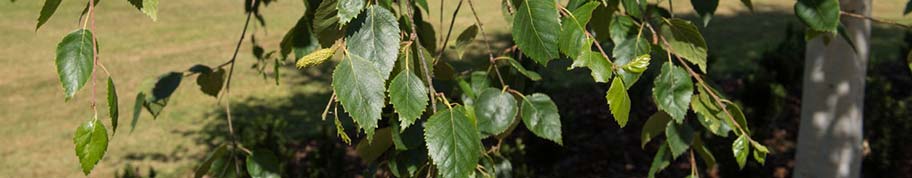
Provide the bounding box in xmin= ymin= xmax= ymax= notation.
xmin=356 ymin=128 xmax=393 ymax=163
xmin=74 ymin=118 xmax=108 ymax=175
xmin=346 ymin=6 xmax=401 ymax=81
xmin=281 ymin=15 xmax=320 ymax=60
xmin=313 ymin=0 xmax=343 ymax=47
xmin=607 ymin=78 xmax=631 ymax=127
xmin=795 ymin=0 xmax=840 ymax=33
xmin=521 ymin=93 xmax=563 ymax=145
xmin=130 ymin=92 xmax=145 ymax=133
xmin=502 ymin=57 xmax=543 ymax=81
xmin=653 ymin=63 xmax=693 ymax=122
xmin=665 ymin=122 xmax=694 ymax=159
xmin=693 ymin=136 xmax=717 ymax=168
xmin=559 ymin=1 xmax=599 ymax=58
xmin=691 ymin=0 xmax=719 ymax=26
xmin=476 ymin=88 xmax=519 ymax=136
xmin=143 ymin=72 xmax=182 ymax=118
xmin=661 ymin=19 xmax=708 ymax=72
xmin=333 ymin=54 xmax=385 ymax=141
xmin=36 ymin=0 xmax=62 ymax=30
xmin=246 ymin=149 xmax=281 ymax=178
xmin=107 ymin=77 xmax=119 ymax=135
xmin=424 ymin=106 xmax=482 ymax=178
xmin=194 ymin=144 xmax=228 ymax=178
xmin=55 ymin=29 xmax=95 ymax=101
xmin=642 ymin=112 xmax=671 ymax=148
xmin=610 ymin=15 xmax=650 ymax=88
xmin=513 ymin=0 xmax=561 ymax=65
xmin=454 ymin=25 xmax=478 ymax=59
xmin=389 ymin=69 xmax=429 ymax=130
xmin=648 ymin=143 xmax=672 ymax=178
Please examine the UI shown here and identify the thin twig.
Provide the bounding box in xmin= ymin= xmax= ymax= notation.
xmin=88 ymin=0 xmax=98 ymax=115
xmin=840 ymin=11 xmax=912 ymax=29
xmin=222 ymin=1 xmax=256 ymax=174
xmin=405 ymin=0 xmax=439 ymax=113
xmin=466 ymin=0 xmax=506 ymax=86
xmin=434 ymin=0 xmax=464 ymax=60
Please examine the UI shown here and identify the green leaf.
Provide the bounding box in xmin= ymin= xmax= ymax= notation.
xmin=333 ymin=54 xmax=386 ymax=141
xmin=281 ymin=16 xmax=320 ymax=60
xmin=693 ymin=136 xmax=717 ymax=168
xmin=653 ymin=62 xmax=693 ymax=122
xmin=296 ymin=47 xmax=336 ymax=68
xmin=424 ymin=106 xmax=482 ymax=178
xmin=610 ymin=15 xmax=650 ymax=88
xmin=641 ymin=112 xmax=671 ymax=148
xmin=691 ymin=0 xmax=719 ymax=26
xmin=130 ymin=92 xmax=145 ymax=133
xmin=389 ymin=70 xmax=429 ymax=130
xmin=55 ymin=29 xmax=95 ymax=101
xmin=346 ymin=6 xmax=401 ymax=81
xmin=501 ymin=57 xmax=543 ymax=81
xmin=337 ymin=0 xmax=365 ymax=24
xmin=106 ymin=78 xmax=119 ymax=135
xmin=589 ymin=3 xmax=618 ymax=43
xmin=246 ymin=149 xmax=281 ymax=178
xmin=559 ymin=1 xmax=599 ymax=58
xmin=127 ymin=0 xmax=158 ymax=21
xmin=621 ymin=0 xmax=646 ymax=18
xmin=194 ymin=144 xmax=228 ymax=178
xmin=665 ymin=122 xmax=694 ymax=159
xmin=74 ymin=118 xmax=108 ymax=175
xmin=476 ymin=88 xmax=519 ymax=136
xmin=196 ymin=68 xmax=225 ymax=97
xmin=661 ymin=19 xmax=708 ymax=72
xmin=752 ymin=141 xmax=769 ymax=165
xmin=691 ymin=93 xmax=732 ymax=137
xmin=907 ymin=50 xmax=912 ymax=73
xmin=513 ymin=0 xmax=561 ymax=65
xmin=454 ymin=25 xmax=478 ymax=59
xmin=521 ymin=93 xmax=563 ymax=145
xmin=733 ymin=134 xmax=750 ymax=169
xmin=569 ymin=50 xmax=613 ymax=83
xmin=727 ymin=103 xmax=750 ymax=135
xmin=356 ymin=127 xmax=393 ymax=163
xmin=795 ymin=0 xmax=840 ymax=33
xmin=36 ymin=0 xmax=62 ymax=30
xmin=606 ymin=78 xmax=631 ymax=127
xmin=648 ymin=143 xmax=672 ymax=178
xmin=313 ymin=0 xmax=343 ymax=47
xmin=470 ymin=71 xmax=491 ymax=97
xmin=622 ymin=54 xmax=651 ymax=73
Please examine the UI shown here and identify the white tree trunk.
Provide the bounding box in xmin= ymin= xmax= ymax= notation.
xmin=793 ymin=0 xmax=870 ymax=177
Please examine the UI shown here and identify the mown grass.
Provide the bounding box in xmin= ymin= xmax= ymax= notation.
xmin=0 ymin=0 xmax=908 ymax=177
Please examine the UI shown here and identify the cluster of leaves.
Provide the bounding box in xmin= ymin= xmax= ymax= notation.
xmin=39 ymin=0 xmax=876 ymax=176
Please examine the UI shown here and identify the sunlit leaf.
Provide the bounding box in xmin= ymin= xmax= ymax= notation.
xmin=661 ymin=19 xmax=708 ymax=72
xmin=570 ymin=50 xmax=613 ymax=83
xmin=521 ymin=93 xmax=563 ymax=145
xmin=337 ymin=0 xmax=365 ymax=24
xmin=795 ymin=0 xmax=840 ymax=33
xmin=559 ymin=1 xmax=599 ymax=58
xmin=55 ymin=29 xmax=95 ymax=101
xmin=607 ymin=78 xmax=631 ymax=127
xmin=733 ymin=134 xmax=750 ymax=169
xmin=346 ymin=6 xmax=401 ymax=81
xmin=74 ymin=118 xmax=108 ymax=175
xmin=333 ymin=54 xmax=385 ymax=141
xmin=127 ymin=0 xmax=158 ymax=21
xmin=653 ymin=63 xmax=693 ymax=122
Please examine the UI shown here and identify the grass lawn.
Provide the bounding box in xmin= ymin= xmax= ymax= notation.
xmin=0 ymin=0 xmax=908 ymax=177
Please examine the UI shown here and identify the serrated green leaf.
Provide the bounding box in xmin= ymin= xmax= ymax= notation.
xmin=296 ymin=47 xmax=336 ymax=68
xmin=502 ymin=57 xmax=543 ymax=81
xmin=521 ymin=93 xmax=563 ymax=145
xmin=389 ymin=70 xmax=429 ymax=130
xmin=795 ymin=0 xmax=840 ymax=33
xmin=194 ymin=144 xmax=228 ymax=178
xmin=246 ymin=149 xmax=281 ymax=178
xmin=693 ymin=136 xmax=717 ymax=168
xmin=74 ymin=118 xmax=108 ymax=175
xmin=56 ymin=29 xmax=95 ymax=101
xmin=642 ymin=112 xmax=671 ymax=148
xmin=333 ymin=54 xmax=385 ymax=141
xmin=36 ymin=0 xmax=62 ymax=30
xmin=621 ymin=0 xmax=646 ymax=18
xmin=570 ymin=50 xmax=613 ymax=83
xmin=513 ymin=0 xmax=561 ymax=65
xmin=476 ymin=88 xmax=519 ymax=136
xmin=347 ymin=6 xmax=401 ymax=81
xmin=623 ymin=54 xmax=651 ymax=73
xmin=610 ymin=15 xmax=650 ymax=88
xmin=752 ymin=140 xmax=769 ymax=165
xmin=454 ymin=25 xmax=478 ymax=59
xmin=106 ymin=77 xmax=119 ymax=135
xmin=661 ymin=19 xmax=708 ymax=72
xmin=607 ymin=78 xmax=631 ymax=127
xmin=726 ymin=103 xmax=750 ymax=135
xmin=648 ymin=143 xmax=672 ymax=178
xmin=559 ymin=1 xmax=599 ymax=58
xmin=127 ymin=0 xmax=158 ymax=21
xmin=691 ymin=93 xmax=732 ymax=137
xmin=337 ymin=0 xmax=365 ymax=24
xmin=653 ymin=62 xmax=693 ymax=122
xmin=424 ymin=106 xmax=482 ymax=178
xmin=733 ymin=134 xmax=750 ymax=169
xmin=356 ymin=127 xmax=393 ymax=163
xmin=665 ymin=122 xmax=694 ymax=159
xmin=196 ymin=68 xmax=225 ymax=97
xmin=691 ymin=0 xmax=719 ymax=26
